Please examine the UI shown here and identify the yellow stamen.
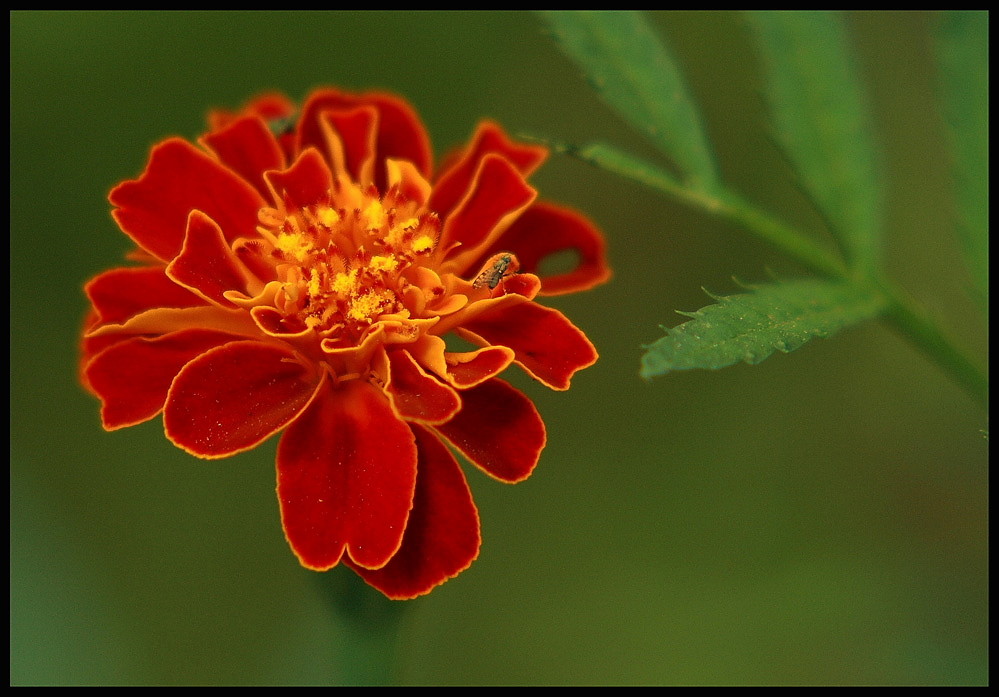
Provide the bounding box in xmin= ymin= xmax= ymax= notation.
xmin=318 ymin=206 xmax=340 ymax=227
xmin=364 ymin=200 xmax=386 ymax=231
xmin=275 ymin=232 xmax=312 ymax=262
xmin=347 ymin=290 xmax=392 ymax=322
xmin=307 ymin=274 xmax=321 ymax=298
xmin=331 ymin=269 xmax=359 ymax=294
xmin=369 ymin=255 xmax=399 ymax=273
xmin=412 ymin=234 xmax=433 ymax=253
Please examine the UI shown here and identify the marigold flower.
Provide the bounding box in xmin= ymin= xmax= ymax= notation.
xmin=80 ymin=88 xmax=610 ymax=599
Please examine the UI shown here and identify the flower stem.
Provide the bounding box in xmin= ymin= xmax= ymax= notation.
xmin=314 ymin=570 xmax=406 ymax=685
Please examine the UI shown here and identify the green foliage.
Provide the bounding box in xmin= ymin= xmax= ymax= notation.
xmin=546 ymin=139 xmax=848 ymax=278
xmin=934 ymin=11 xmax=989 ymax=312
xmin=537 ymin=10 xmax=720 ymax=192
xmin=540 ymin=11 xmax=987 ymax=405
xmin=744 ymin=11 xmax=883 ymax=275
xmin=640 ymin=280 xmax=884 ymax=378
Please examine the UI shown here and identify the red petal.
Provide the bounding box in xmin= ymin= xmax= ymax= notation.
xmin=250 ymin=306 xmax=310 ymax=338
xmin=207 ymin=92 xmax=296 ymax=132
xmin=482 ymin=202 xmax=611 ymax=296
xmin=362 ymin=92 xmax=433 ymax=181
xmin=201 ymin=115 xmax=286 ymax=199
xmin=434 ymin=378 xmax=546 ymax=483
xmin=244 ymin=93 xmax=296 ymax=121
xmin=84 ymin=329 xmax=245 ymax=430
xmin=319 ymin=105 xmax=378 ymax=185
xmin=429 ymin=281 xmax=534 ymax=337
xmin=347 ymin=424 xmax=480 ymax=599
xmin=386 ymin=159 xmax=432 ymax=208
xmin=166 ymin=211 xmax=252 ymax=307
xmin=164 ymin=341 xmax=321 ymax=458
xmin=79 ymin=310 xmax=128 ymax=394
xmin=110 ymin=138 xmax=265 ymax=262
xmin=502 ymin=272 xmax=542 ymax=299
xmin=85 ymin=266 xmax=205 ymax=326
xmin=439 ymin=154 xmax=537 ymax=274
xmin=233 ymin=238 xmax=279 ymax=285
xmin=86 ymin=304 xmax=259 ymax=341
xmin=444 ymin=346 xmax=515 ymax=388
xmin=81 ymin=333 xmax=126 ymax=374
xmin=458 ymin=302 xmax=597 ymax=390
xmin=297 ymin=88 xmax=432 ymax=189
xmin=277 ymin=380 xmax=418 ymax=570
xmin=264 ymin=148 xmax=333 ymax=211
xmin=431 ymin=121 xmax=547 ymax=219
xmin=383 ymin=348 xmax=461 ymax=424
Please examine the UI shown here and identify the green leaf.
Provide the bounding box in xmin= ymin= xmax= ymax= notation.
xmin=744 ymin=11 xmax=882 ymax=274
xmin=640 ymin=279 xmax=884 ymax=378
xmin=934 ymin=11 xmax=989 ymax=312
xmin=537 ymin=10 xmax=720 ymax=192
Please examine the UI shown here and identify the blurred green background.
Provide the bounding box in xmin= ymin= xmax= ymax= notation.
xmin=10 ymin=11 xmax=987 ymax=685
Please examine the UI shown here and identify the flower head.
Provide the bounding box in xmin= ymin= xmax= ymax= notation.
xmin=81 ymin=88 xmax=610 ymax=598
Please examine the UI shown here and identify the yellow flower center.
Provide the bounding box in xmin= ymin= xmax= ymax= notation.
xmin=257 ymin=183 xmax=441 ymax=344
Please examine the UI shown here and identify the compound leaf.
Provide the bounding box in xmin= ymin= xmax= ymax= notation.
xmin=745 ymin=11 xmax=882 ymax=274
xmin=934 ymin=10 xmax=989 ymax=312
xmin=538 ymin=10 xmax=720 ymax=192
xmin=640 ymin=278 xmax=884 ymax=378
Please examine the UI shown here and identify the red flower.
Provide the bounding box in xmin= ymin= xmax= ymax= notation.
xmin=80 ymin=88 xmax=610 ymax=599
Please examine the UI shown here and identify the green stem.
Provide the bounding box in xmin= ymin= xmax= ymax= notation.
xmin=876 ymin=279 xmax=989 ymax=408
xmin=715 ymin=193 xmax=988 ymax=409
xmin=554 ymin=140 xmax=848 ymax=277
xmin=720 ymin=193 xmax=989 ymax=410
xmin=712 ymin=193 xmax=988 ymax=409
xmin=314 ymin=570 xmax=407 ymax=685
xmin=558 ymin=140 xmax=988 ymax=407
xmin=714 ymin=190 xmax=848 ymax=279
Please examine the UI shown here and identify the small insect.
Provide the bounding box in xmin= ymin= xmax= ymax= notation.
xmin=473 ymin=252 xmax=519 ymax=290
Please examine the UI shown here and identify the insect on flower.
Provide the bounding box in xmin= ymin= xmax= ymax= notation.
xmin=80 ymin=87 xmax=611 ymax=599
xmin=473 ymin=252 xmax=519 ymax=290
